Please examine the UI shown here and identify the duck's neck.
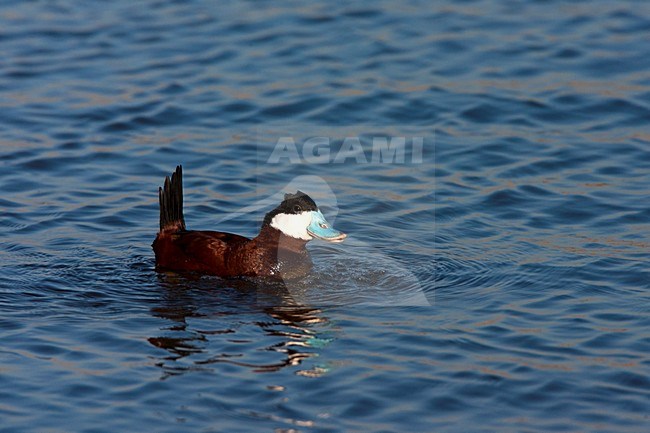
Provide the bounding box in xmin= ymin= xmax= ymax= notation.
xmin=255 ymin=224 xmax=310 ymax=253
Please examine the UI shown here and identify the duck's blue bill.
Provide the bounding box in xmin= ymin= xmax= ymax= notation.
xmin=307 ymin=210 xmax=346 ymax=242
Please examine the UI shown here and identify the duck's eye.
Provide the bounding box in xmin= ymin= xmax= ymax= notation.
xmin=319 ymin=222 xmax=328 ymax=229
xmin=293 ymin=205 xmax=302 ymax=212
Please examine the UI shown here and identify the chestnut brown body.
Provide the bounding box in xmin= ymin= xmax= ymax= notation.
xmin=152 ymin=166 xmax=313 ymax=279
xmin=153 ymin=226 xmax=312 ymax=278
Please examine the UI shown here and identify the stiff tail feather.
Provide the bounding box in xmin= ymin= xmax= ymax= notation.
xmin=159 ymin=165 xmax=186 ymax=232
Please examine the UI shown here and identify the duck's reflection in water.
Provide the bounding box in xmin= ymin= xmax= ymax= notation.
xmin=149 ymin=273 xmax=331 ymax=378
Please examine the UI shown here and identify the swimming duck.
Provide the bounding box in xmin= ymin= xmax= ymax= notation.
xmin=152 ymin=166 xmax=346 ymax=278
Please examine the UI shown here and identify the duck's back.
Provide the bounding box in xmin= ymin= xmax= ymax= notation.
xmin=153 ymin=230 xmax=252 ymax=276
xmin=153 ymin=166 xmax=255 ymax=276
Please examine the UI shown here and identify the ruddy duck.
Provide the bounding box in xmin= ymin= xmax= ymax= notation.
xmin=152 ymin=166 xmax=346 ymax=278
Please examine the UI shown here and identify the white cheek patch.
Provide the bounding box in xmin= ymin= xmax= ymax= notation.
xmin=270 ymin=211 xmax=313 ymax=240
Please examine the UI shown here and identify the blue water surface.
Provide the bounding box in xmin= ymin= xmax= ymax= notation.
xmin=1 ymin=1 xmax=649 ymax=432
